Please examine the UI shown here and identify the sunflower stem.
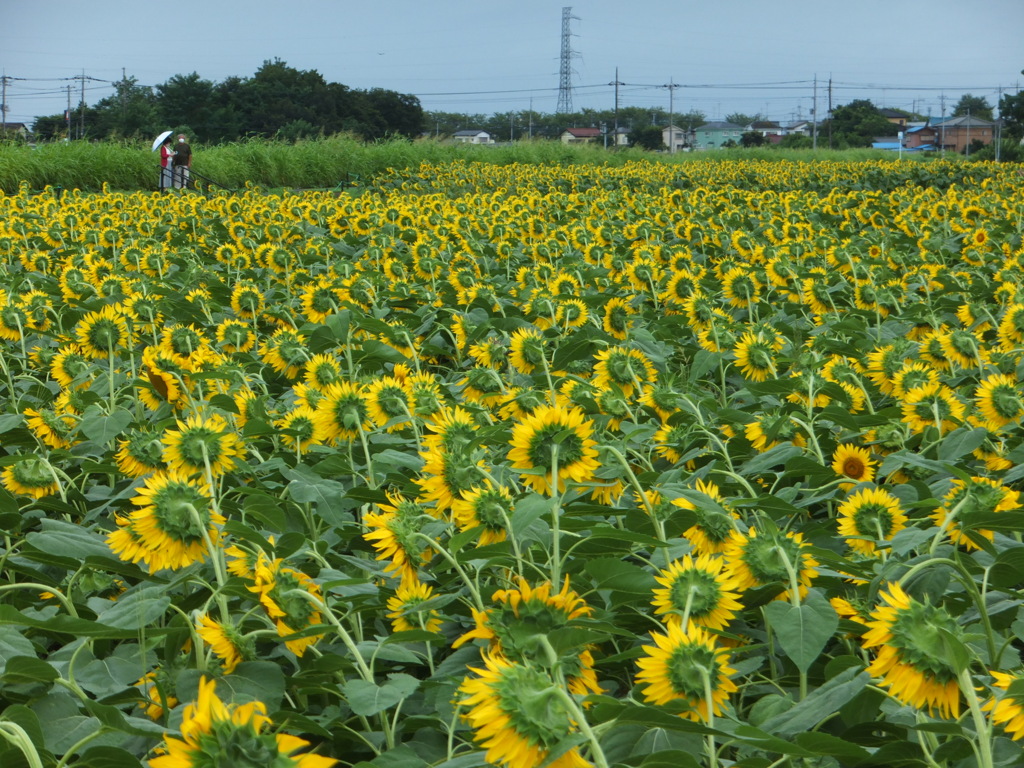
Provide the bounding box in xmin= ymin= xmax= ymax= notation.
xmin=0 ymin=583 xmax=78 ymax=617
xmin=959 ymin=668 xmax=995 ymax=768
xmin=0 ymin=722 xmax=45 ymax=768
xmin=53 ymin=727 xmax=110 ymax=768
xmin=550 ymin=443 xmax=562 ymax=586
xmin=410 ymin=533 xmax=485 ymax=613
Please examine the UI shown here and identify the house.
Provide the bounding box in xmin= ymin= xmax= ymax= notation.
xmin=559 ymin=127 xmax=602 ymax=145
xmin=452 ymin=130 xmax=493 ymax=145
xmin=880 ymin=109 xmax=909 ymax=129
xmin=784 ymin=121 xmax=813 ymax=136
xmin=693 ymin=121 xmax=745 ymax=150
xmin=931 ymin=115 xmax=997 ymax=153
xmin=661 ymin=124 xmax=694 ymax=152
xmin=747 ymin=120 xmax=783 ymax=137
xmin=903 ymin=123 xmax=939 ymax=151
xmin=0 ymin=122 xmax=30 ymax=139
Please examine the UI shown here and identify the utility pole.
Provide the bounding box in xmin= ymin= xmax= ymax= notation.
xmin=556 ymin=7 xmax=578 ymax=114
xmin=996 ymin=86 xmax=1002 ymax=162
xmin=66 ymin=85 xmax=72 ymax=138
xmin=609 ymin=67 xmax=624 ymax=148
xmin=940 ymin=93 xmax=946 ymax=155
xmin=827 ymin=76 xmax=833 ymax=149
xmin=1 ymin=73 xmax=7 ymax=134
xmin=812 ymin=74 xmax=818 ymax=150
xmin=78 ymin=70 xmax=86 ymax=139
xmin=528 ymin=97 xmax=533 ymax=139
xmin=664 ymin=78 xmax=681 ymax=152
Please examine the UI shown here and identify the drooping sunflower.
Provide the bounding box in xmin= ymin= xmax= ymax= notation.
xmin=830 ymin=444 xmax=877 ymax=489
xmin=507 ymin=405 xmax=600 ymax=495
xmin=23 ymin=407 xmax=76 ymax=450
xmin=451 ymin=481 xmax=514 ymax=545
xmin=248 ymin=555 xmax=325 ymax=657
xmin=386 ymin=578 xmax=443 ymax=634
xmin=985 ymin=671 xmax=1024 ymax=741
xmin=651 ymin=554 xmax=744 ymax=631
xmin=115 ymin=430 xmax=166 ymax=478
xmin=303 ymin=353 xmax=344 ymax=389
xmin=889 ymin=361 xmax=939 ymax=399
xmin=196 ymin=614 xmax=251 ymax=674
xmin=721 ymin=265 xmax=762 ymax=308
xmin=975 ymin=373 xmax=1024 ymax=431
xmin=861 ymin=582 xmax=962 ymax=719
xmin=162 ymin=413 xmax=243 ymax=478
xmin=275 ymin=405 xmax=327 ymax=452
xmin=459 ymin=654 xmax=590 ymax=768
xmin=215 ymin=318 xmax=257 ymax=354
xmin=149 ymin=677 xmax=337 ymax=768
xmin=635 ymin=622 xmax=738 ymax=722
xmin=1 ymin=456 xmax=60 ymax=499
xmin=363 ymin=493 xmax=434 ymax=581
xmin=49 ymin=344 xmax=94 ymax=389
xmin=653 ymin=422 xmax=691 ymax=464
xmin=836 ymin=486 xmax=908 ymax=556
xmin=725 ymin=527 xmax=818 ymax=601
xmin=113 ymin=469 xmax=224 ymax=573
xmin=229 ymin=281 xmax=265 ymax=319
xmin=672 ymin=479 xmax=741 ymax=556
xmin=135 ymin=669 xmax=178 ymax=722
xmin=932 ymin=476 xmax=1020 ymax=551
xmin=260 ymin=328 xmax=310 ymax=380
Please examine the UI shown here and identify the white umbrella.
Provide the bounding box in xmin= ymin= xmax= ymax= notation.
xmin=151 ymin=130 xmax=173 ymax=152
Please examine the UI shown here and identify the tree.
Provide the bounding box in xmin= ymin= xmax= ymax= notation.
xmin=88 ymin=76 xmax=160 ymax=139
xmin=999 ymin=90 xmax=1024 ymax=140
xmin=629 ymin=126 xmax=665 ymax=151
xmin=953 ymin=94 xmax=993 ymax=120
xmin=727 ymin=112 xmax=764 ymax=128
xmin=156 ymin=73 xmax=219 ymax=142
xmin=822 ymin=99 xmax=894 ymax=148
xmin=740 ymin=131 xmax=767 ymax=147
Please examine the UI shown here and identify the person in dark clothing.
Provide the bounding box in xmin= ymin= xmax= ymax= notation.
xmin=172 ymin=134 xmax=192 ymax=189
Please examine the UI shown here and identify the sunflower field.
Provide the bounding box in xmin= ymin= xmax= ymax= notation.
xmin=2 ymin=157 xmax=1024 ymax=768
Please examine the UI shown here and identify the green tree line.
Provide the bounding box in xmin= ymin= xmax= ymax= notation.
xmin=32 ymin=59 xmax=425 ymax=143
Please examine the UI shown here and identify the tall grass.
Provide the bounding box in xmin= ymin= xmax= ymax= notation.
xmin=0 ymin=134 xmax=972 ymax=194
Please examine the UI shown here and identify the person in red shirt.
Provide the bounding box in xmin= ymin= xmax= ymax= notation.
xmin=159 ymin=137 xmax=175 ymax=190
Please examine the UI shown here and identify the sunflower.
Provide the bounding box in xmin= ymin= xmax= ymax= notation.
xmin=196 ymin=614 xmax=251 ymax=674
xmin=23 ymin=407 xmax=76 ymax=450
xmin=162 ymin=413 xmax=243 ymax=478
xmin=653 ymin=423 xmax=691 ymax=464
xmin=721 ymin=266 xmax=762 ymax=308
xmin=275 ymin=405 xmax=326 ymax=452
xmin=459 ymin=366 xmax=506 ymax=407
xmin=386 ymin=579 xmax=443 ymax=633
xmin=212 ymin=319 xmax=255 ymax=355
xmin=115 ymin=430 xmax=166 ymax=478
xmin=1 ymin=456 xmax=59 ymax=499
xmin=672 ymin=480 xmax=741 ymax=556
xmin=303 ymin=354 xmax=344 ymax=389
xmin=986 ymin=671 xmax=1024 ymax=741
xmin=135 ymin=669 xmax=178 ymax=722
xmin=602 ymin=296 xmax=635 ymax=340
xmin=417 ymin=448 xmax=482 ymax=513
xmin=725 ymin=527 xmax=818 ymax=601
xmin=451 ymin=481 xmax=514 ymax=545
xmin=975 ymin=373 xmax=1024 ymax=431
xmin=229 ymin=281 xmax=265 ymax=319
xmin=74 ymin=304 xmax=131 ymax=359
xmin=861 ymin=582 xmax=962 ymax=718
xmin=422 ymin=405 xmax=477 ymax=455
xmin=889 ymin=361 xmax=938 ymax=399
xmin=508 ymin=405 xmax=600 ymax=495
xmin=459 ymin=654 xmax=590 ymax=768
xmin=149 ymin=677 xmax=336 ymax=768
xmin=260 ymin=328 xmax=310 ymax=380
xmin=468 ymin=336 xmax=507 ymax=369
xmin=592 ymin=346 xmax=657 ymax=398
xmin=453 ymin=577 xmax=599 ymax=696
xmin=508 ymin=328 xmax=547 ymax=374
xmin=300 ymin=281 xmax=344 ymax=324
xmin=652 ymin=554 xmax=743 ymax=631
xmin=635 ymin=622 xmax=738 ymax=722
xmin=900 ymin=381 xmax=965 ymax=435
xmin=112 ymin=469 xmax=224 ymax=573
xmin=997 ymin=303 xmax=1024 ymax=351
xmin=313 ymin=381 xmax=372 ymax=444
xmin=363 ymin=493 xmax=433 ymax=581
xmin=932 ymin=476 xmax=1020 ymax=551
xmin=159 ymin=324 xmax=211 ymax=371
xmin=49 ymin=344 xmax=94 ymax=389
xmin=732 ymin=331 xmax=778 ymax=382
xmin=365 ymin=375 xmax=414 ymax=432
xmin=248 ymin=555 xmax=325 ymax=657
xmin=831 ymin=444 xmax=877 ymax=489
xmin=836 ymin=486 xmax=907 ymax=555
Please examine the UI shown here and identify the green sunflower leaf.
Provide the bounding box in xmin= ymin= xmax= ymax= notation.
xmin=763 ymin=588 xmax=838 ymax=673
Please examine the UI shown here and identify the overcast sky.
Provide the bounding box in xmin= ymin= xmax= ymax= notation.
xmin=3 ymin=0 xmax=1022 ymax=128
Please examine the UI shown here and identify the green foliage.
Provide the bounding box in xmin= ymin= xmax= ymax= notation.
xmin=629 ymin=125 xmax=666 ymax=151
xmin=822 ymin=99 xmax=897 ymax=148
xmin=953 ymin=93 xmax=994 ymax=120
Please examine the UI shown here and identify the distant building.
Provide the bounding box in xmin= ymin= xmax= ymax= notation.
xmin=560 ymin=127 xmax=602 ymax=145
xmin=661 ymin=124 xmax=694 ymax=152
xmin=693 ymin=121 xmax=745 ymax=150
xmin=784 ymin=121 xmax=814 ymax=137
xmin=880 ymin=109 xmax=909 ymax=129
xmin=0 ymin=122 xmax=30 ymax=138
xmin=931 ymin=115 xmax=996 ymax=153
xmin=904 ymin=123 xmax=939 ymax=151
xmin=747 ymin=120 xmax=783 ymax=137
xmin=452 ymin=130 xmax=493 ymax=145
